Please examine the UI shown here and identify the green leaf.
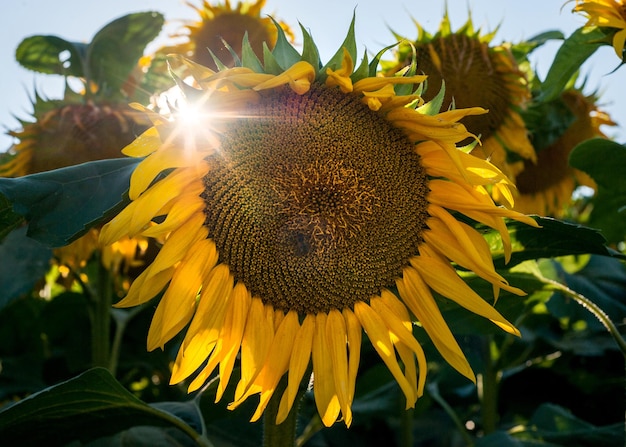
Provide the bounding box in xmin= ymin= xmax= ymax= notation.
xmin=511 ymin=30 xmax=565 ymax=64
xmin=569 ymin=138 xmax=626 ymax=243
xmin=489 ymin=217 xmax=621 ymax=269
xmin=0 ymin=226 xmax=52 ymax=310
xmin=539 ymin=27 xmax=605 ymax=102
xmin=0 ymin=368 xmax=203 ymax=446
xmin=527 ymin=403 xmax=624 ymax=446
xmin=88 ymin=12 xmax=164 ymax=95
xmin=0 ymin=193 xmax=24 ymax=243
xmin=15 ymin=35 xmax=86 ymax=77
xmin=0 ymin=158 xmax=139 ymax=248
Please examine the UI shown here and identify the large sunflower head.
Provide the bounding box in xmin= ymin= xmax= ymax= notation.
xmin=573 ymin=0 xmax=626 ymax=60
xmin=513 ymin=88 xmax=615 ymax=216
xmin=100 ymin=19 xmax=538 ymax=427
xmin=384 ymin=13 xmax=536 ymax=180
xmin=162 ymin=0 xmax=294 ymax=70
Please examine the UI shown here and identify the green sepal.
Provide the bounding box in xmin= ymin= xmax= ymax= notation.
xmin=369 ymin=42 xmax=399 ymax=78
xmin=417 ymin=81 xmax=446 ymax=116
xmin=269 ymin=17 xmax=301 ymax=70
xmin=299 ymin=24 xmax=321 ymax=72
xmin=262 ymin=42 xmax=284 ymax=75
xmin=538 ymin=26 xmax=605 ymax=102
xmin=0 ymin=158 xmax=139 ymax=248
xmin=240 ymin=32 xmax=264 ymax=72
xmin=351 ymin=50 xmax=370 ymax=82
xmin=569 ymin=138 xmax=626 ymax=243
xmin=319 ymin=12 xmax=358 ymax=81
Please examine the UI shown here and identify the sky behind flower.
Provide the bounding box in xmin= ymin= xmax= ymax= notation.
xmin=1 ymin=0 xmax=624 ymax=149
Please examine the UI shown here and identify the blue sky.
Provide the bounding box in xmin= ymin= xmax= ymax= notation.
xmin=1 ymin=0 xmax=624 ymax=150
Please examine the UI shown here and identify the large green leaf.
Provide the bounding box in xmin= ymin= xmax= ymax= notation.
xmin=538 ymin=27 xmax=605 ymax=102
xmin=15 ymin=35 xmax=86 ymax=76
xmin=0 ymin=226 xmax=52 ymax=310
xmin=489 ymin=217 xmax=620 ymax=269
xmin=0 ymin=193 xmax=24 ymax=243
xmin=569 ymin=138 xmax=626 ymax=243
xmin=525 ymin=403 xmax=624 ymax=446
xmin=0 ymin=368 xmax=204 ymax=447
xmin=88 ymin=12 xmax=164 ymax=94
xmin=0 ymin=158 xmax=139 ymax=248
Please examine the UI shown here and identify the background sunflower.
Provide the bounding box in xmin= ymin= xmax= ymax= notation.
xmin=383 ymin=13 xmax=536 ymax=182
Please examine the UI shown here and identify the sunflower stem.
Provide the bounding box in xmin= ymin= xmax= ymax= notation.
xmin=399 ymin=406 xmax=414 ymax=447
xmin=90 ymin=255 xmax=112 ymax=370
xmin=263 ymin=376 xmax=298 ymax=447
xmin=478 ymin=336 xmax=499 ymax=435
xmin=542 ymin=277 xmax=626 ymax=357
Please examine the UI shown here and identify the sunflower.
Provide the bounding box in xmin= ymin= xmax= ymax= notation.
xmin=384 ymin=13 xmax=535 ymax=184
xmin=513 ymin=88 xmax=615 ymax=216
xmin=161 ymin=0 xmax=294 ymax=70
xmin=100 ymin=22 xmax=538 ymax=427
xmin=0 ymin=99 xmax=151 ymax=177
xmin=573 ymin=0 xmax=626 ymax=59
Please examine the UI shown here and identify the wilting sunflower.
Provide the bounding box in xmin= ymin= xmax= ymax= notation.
xmin=384 ymin=13 xmax=535 ymax=184
xmin=573 ymin=0 xmax=626 ymax=59
xmin=161 ymin=0 xmax=293 ymax=70
xmin=100 ymin=22 xmax=538 ymax=427
xmin=513 ymin=88 xmax=615 ymax=216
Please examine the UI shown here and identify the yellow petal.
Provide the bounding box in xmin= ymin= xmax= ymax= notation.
xmin=353 ymin=301 xmax=416 ymax=405
xmin=410 ymin=256 xmax=520 ymax=337
xmin=326 ymin=309 xmax=352 ymax=426
xmin=312 ymin=313 xmax=341 ymax=427
xmin=277 ymin=314 xmax=315 ymax=424
xmin=249 ymin=311 xmax=300 ymax=422
xmin=167 ymin=262 xmax=233 ymax=380
xmin=397 ymin=267 xmax=475 ymax=382
xmin=148 ymin=240 xmax=220 ymax=351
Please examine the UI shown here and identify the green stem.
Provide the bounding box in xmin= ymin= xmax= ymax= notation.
xmin=478 ymin=336 xmax=498 ymax=435
xmin=91 ymin=257 xmax=113 ymax=369
xmin=427 ymin=383 xmax=473 ymax=446
xmin=263 ymin=376 xmax=298 ymax=447
xmin=108 ymin=306 xmax=143 ymax=375
xmin=542 ymin=277 xmax=626 ymax=356
xmin=399 ymin=407 xmax=414 ymax=447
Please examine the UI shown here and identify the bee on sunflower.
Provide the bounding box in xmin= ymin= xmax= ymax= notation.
xmin=99 ymin=18 xmax=538 ymax=427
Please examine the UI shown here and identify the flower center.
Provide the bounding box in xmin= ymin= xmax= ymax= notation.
xmin=201 ymin=84 xmax=430 ymax=314
xmin=415 ymin=33 xmax=510 ymax=142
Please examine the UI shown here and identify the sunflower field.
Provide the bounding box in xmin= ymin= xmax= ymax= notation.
xmin=0 ymin=1 xmax=624 ymax=446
